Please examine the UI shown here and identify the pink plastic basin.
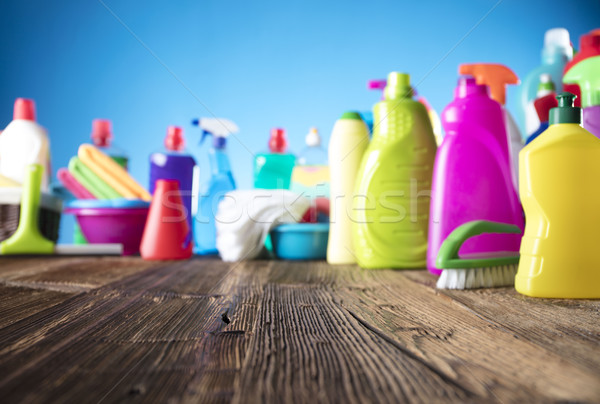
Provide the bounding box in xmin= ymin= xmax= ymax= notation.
xmin=66 ymin=201 xmax=149 ymax=256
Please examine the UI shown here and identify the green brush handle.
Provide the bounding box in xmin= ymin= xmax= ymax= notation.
xmin=0 ymin=164 xmax=54 ymax=255
xmin=436 ymin=220 xmax=521 ymax=269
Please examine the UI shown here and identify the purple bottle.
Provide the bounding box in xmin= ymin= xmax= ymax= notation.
xmin=149 ymin=126 xmax=196 ymax=229
xmin=427 ymin=77 xmax=524 ymax=275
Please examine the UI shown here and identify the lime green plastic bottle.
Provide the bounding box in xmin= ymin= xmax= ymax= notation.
xmin=352 ymin=72 xmax=437 ymax=268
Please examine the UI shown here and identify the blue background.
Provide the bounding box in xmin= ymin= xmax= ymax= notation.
xmin=1 ymin=0 xmax=599 ymax=242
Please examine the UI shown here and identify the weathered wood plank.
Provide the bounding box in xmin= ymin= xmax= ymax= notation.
xmin=0 ymin=256 xmax=161 ymax=293
xmin=181 ymin=261 xmax=272 ymax=404
xmin=0 ymin=285 xmax=74 ymax=329
xmin=0 ymin=259 xmax=269 ymax=404
xmin=233 ymin=281 xmax=473 ymax=404
xmin=0 ymin=257 xmax=598 ymax=404
xmin=0 ymin=260 xmax=224 ymax=401
xmin=337 ymin=268 xmax=600 ymax=402
xmin=404 ymin=270 xmax=600 ymax=375
xmin=265 ymin=262 xmax=600 ymax=402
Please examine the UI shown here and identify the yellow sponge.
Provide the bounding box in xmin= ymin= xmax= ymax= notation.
xmin=78 ymin=144 xmax=151 ymax=201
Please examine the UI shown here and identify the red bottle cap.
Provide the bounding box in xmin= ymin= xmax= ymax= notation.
xmin=580 ymin=31 xmax=600 ymax=52
xmin=91 ymin=119 xmax=113 ymax=147
xmin=269 ymin=128 xmax=287 ymax=153
xmin=13 ymin=98 xmax=36 ymax=121
xmin=165 ymin=126 xmax=185 ymax=151
xmin=534 ymin=93 xmax=558 ymax=123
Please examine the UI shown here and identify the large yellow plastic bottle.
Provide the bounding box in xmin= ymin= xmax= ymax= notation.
xmin=516 ymin=92 xmax=600 ymax=298
xmin=352 ymin=72 xmax=437 ymax=269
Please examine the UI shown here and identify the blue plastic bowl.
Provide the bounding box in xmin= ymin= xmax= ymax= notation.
xmin=270 ymin=223 xmax=329 ymax=260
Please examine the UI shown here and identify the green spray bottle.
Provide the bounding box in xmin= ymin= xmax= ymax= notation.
xmin=352 ymin=72 xmax=437 ymax=268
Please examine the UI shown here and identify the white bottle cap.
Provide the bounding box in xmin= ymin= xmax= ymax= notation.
xmin=544 ymin=28 xmax=572 ymax=57
xmin=540 ymin=73 xmax=552 ymax=83
xmin=305 ymin=127 xmax=321 ymax=147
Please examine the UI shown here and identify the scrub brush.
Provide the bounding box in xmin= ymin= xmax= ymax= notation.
xmin=0 ymin=164 xmax=121 ymax=255
xmin=436 ymin=220 xmax=521 ymax=289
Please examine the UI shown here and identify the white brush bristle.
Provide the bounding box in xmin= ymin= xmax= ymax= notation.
xmin=436 ymin=265 xmax=518 ymax=290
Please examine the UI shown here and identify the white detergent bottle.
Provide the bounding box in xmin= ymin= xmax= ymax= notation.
xmin=0 ymin=98 xmax=51 ymax=190
xmin=327 ymin=111 xmax=369 ymax=265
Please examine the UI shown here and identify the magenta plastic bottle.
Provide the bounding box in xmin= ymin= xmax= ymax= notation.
xmin=427 ymin=77 xmax=524 ymax=275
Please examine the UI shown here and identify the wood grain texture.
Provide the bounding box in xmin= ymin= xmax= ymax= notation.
xmin=0 ymin=285 xmax=73 ymax=329
xmin=233 ymin=283 xmax=472 ymax=404
xmin=404 ymin=270 xmax=600 ymax=376
xmin=335 ymin=268 xmax=600 ymax=402
xmin=0 ymin=256 xmax=160 ymax=293
xmin=0 ymin=257 xmax=598 ymax=404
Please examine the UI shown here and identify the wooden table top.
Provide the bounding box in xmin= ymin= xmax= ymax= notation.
xmin=0 ymin=256 xmax=598 ymax=403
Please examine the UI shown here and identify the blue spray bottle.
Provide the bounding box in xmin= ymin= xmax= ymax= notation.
xmin=192 ymin=118 xmax=238 ymax=255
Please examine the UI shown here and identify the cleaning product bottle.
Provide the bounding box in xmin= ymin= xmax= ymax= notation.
xmin=368 ymin=79 xmax=442 ymax=144
xmin=460 ymin=63 xmax=522 ymax=193
xmin=518 ymin=28 xmax=572 ymax=134
xmin=149 ymin=126 xmax=196 ymax=229
xmin=141 ymin=179 xmax=193 ymax=261
xmin=523 ymin=73 xmax=556 ymax=137
xmin=367 ymin=79 xmax=387 ymax=99
xmin=364 ymin=79 xmax=388 ymax=136
xmin=359 ymin=112 xmax=373 ymax=137
xmin=365 ymin=80 xmax=387 ymax=136
xmin=516 ymin=92 xmax=600 ymax=298
xmin=536 ymin=74 xmax=556 ymax=102
xmin=563 ymin=29 xmax=600 ymax=107
xmin=193 ymin=119 xmax=236 ymax=255
xmin=525 ymin=77 xmax=558 ymax=145
xmin=291 ymin=127 xmax=329 ymax=200
xmin=91 ymin=119 xmax=128 ymax=169
xmin=417 ymin=96 xmax=443 ymax=146
xmin=428 ymin=76 xmax=524 ymax=275
xmin=327 ymin=111 xmax=369 ymax=264
xmin=0 ymin=98 xmax=51 ymax=190
xmin=254 ymin=128 xmax=296 ymax=190
xmin=563 ymin=55 xmax=600 ymax=138
xmin=352 ymin=73 xmax=437 ymax=269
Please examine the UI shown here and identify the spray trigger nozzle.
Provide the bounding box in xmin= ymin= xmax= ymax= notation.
xmin=200 ymin=130 xmax=210 ymax=145
xmin=192 ymin=118 xmax=239 ymax=149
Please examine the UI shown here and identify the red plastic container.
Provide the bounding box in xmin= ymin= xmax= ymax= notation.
xmin=140 ymin=179 xmax=193 ymax=260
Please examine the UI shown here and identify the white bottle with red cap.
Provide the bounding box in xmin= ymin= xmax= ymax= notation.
xmin=0 ymin=98 xmax=51 ymax=189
